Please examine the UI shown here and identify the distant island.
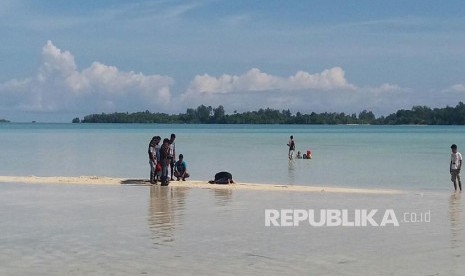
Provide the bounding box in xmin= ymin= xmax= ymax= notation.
xmin=0 ymin=119 xmax=10 ymax=123
xmin=74 ymin=102 xmax=465 ymax=125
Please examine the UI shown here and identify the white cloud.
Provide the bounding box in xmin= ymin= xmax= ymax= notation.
xmin=288 ymin=67 xmax=355 ymax=90
xmin=183 ymin=67 xmax=355 ymax=98
xmin=0 ymin=41 xmax=438 ymax=120
xmin=180 ymin=68 xmax=415 ymax=115
xmin=444 ymin=84 xmax=465 ymax=93
xmin=0 ymin=41 xmax=173 ymax=113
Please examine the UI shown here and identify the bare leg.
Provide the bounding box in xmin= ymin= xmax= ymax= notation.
xmin=457 ymin=173 xmax=462 ymax=191
xmin=452 ymin=172 xmax=458 ymax=191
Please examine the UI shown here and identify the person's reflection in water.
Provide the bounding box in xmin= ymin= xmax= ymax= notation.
xmin=287 ymin=159 xmax=295 ymax=185
xmin=148 ymin=186 xmax=187 ymax=246
xmin=449 ymin=192 xmax=463 ymax=272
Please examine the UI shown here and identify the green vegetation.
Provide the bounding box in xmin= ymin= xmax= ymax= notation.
xmin=0 ymin=119 xmax=10 ymax=123
xmin=77 ymin=102 xmax=465 ymax=125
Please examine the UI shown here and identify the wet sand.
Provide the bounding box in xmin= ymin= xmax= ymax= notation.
xmin=0 ymin=175 xmax=403 ymax=194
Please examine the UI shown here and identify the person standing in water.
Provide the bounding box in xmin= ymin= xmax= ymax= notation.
xmin=450 ymin=144 xmax=462 ymax=192
xmin=287 ymin=135 xmax=296 ymax=160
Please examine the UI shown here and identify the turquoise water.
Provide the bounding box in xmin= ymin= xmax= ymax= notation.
xmin=1 ymin=123 xmax=463 ymax=191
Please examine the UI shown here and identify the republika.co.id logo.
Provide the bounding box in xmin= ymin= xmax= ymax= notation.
xmin=265 ymin=209 xmax=431 ymax=227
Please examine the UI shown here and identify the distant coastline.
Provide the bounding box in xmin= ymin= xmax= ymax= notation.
xmin=73 ymin=102 xmax=465 ymax=125
xmin=0 ymin=119 xmax=10 ymax=123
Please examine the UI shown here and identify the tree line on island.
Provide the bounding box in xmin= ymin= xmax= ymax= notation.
xmin=73 ymin=102 xmax=465 ymax=125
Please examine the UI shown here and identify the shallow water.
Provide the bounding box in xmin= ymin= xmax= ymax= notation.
xmin=1 ymin=182 xmax=464 ymax=275
xmin=0 ymin=123 xmax=463 ymax=191
xmin=1 ymin=124 xmax=464 ymax=274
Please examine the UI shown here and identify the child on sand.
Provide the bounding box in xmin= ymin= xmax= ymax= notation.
xmin=450 ymin=144 xmax=462 ymax=192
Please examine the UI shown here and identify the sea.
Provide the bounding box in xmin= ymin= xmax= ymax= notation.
xmin=0 ymin=123 xmax=462 ymax=190
xmin=0 ymin=123 xmax=463 ymax=190
xmin=1 ymin=123 xmax=464 ymax=275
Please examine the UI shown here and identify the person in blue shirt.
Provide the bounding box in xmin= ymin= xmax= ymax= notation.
xmin=174 ymin=154 xmax=190 ymax=181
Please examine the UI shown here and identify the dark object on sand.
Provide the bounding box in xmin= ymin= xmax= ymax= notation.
xmin=209 ymin=171 xmax=234 ymax=184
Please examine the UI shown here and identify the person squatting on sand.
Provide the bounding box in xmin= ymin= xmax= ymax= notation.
xmin=174 ymin=154 xmax=190 ymax=181
xmin=450 ymin=144 xmax=462 ymax=192
xmin=168 ymin=133 xmax=176 ymax=181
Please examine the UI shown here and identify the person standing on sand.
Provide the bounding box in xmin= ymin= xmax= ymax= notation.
xmin=450 ymin=144 xmax=462 ymax=192
xmin=148 ymin=136 xmax=157 ymax=184
xmin=169 ymin=133 xmax=176 ymax=181
xmin=160 ymin=138 xmax=171 ymax=186
xmin=287 ymin=135 xmax=296 ymax=160
xmin=154 ymin=136 xmax=161 ymax=183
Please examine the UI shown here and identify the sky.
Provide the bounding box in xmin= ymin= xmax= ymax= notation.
xmin=1 ymin=0 xmax=465 ymax=122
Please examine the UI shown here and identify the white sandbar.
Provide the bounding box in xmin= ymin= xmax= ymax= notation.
xmin=0 ymin=175 xmax=403 ymax=194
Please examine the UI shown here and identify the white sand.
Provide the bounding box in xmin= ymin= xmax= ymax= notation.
xmin=0 ymin=175 xmax=403 ymax=194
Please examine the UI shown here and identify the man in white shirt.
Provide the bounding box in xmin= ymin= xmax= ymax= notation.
xmin=450 ymin=144 xmax=462 ymax=192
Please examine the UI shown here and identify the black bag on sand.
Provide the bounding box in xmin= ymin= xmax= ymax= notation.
xmin=209 ymin=171 xmax=233 ymax=184
xmin=215 ymin=171 xmax=232 ymax=181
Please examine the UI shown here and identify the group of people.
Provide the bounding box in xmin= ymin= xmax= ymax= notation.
xmin=287 ymin=135 xmax=312 ymax=160
xmin=148 ymin=133 xmax=190 ymax=186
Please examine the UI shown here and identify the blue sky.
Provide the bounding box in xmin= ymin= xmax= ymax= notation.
xmin=1 ymin=0 xmax=465 ymax=122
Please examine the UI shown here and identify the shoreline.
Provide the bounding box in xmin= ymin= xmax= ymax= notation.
xmin=0 ymin=175 xmax=404 ymax=195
